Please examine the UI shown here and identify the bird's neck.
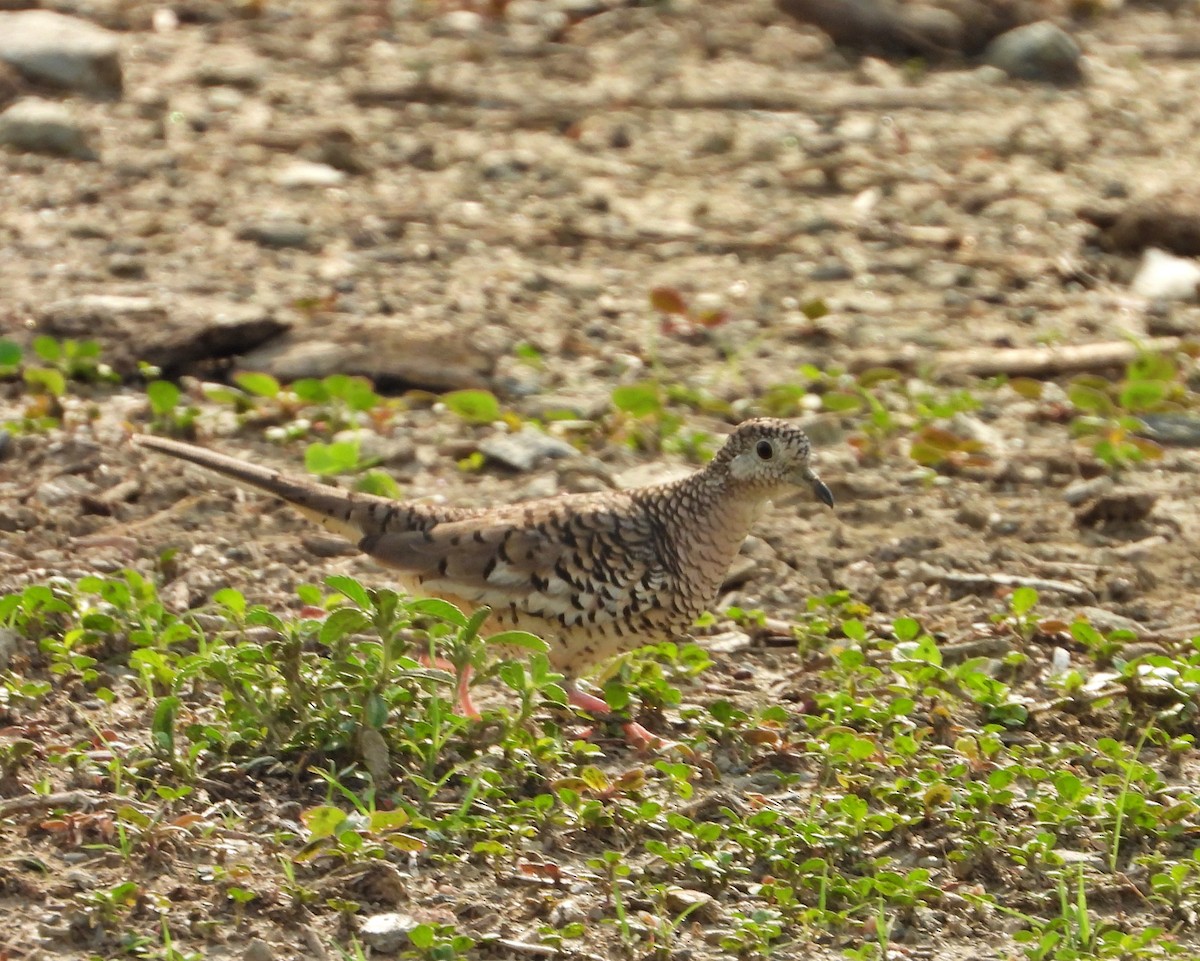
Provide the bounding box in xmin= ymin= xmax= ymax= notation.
xmin=654 ymin=469 xmax=769 ymax=588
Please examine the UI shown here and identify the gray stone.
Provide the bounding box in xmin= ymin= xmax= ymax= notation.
xmin=238 ymin=217 xmax=313 ymax=250
xmin=35 ymin=474 xmax=96 ymax=506
xmin=0 ymin=628 xmax=18 ymax=670
xmin=243 ymin=939 xmax=275 ymax=961
xmin=1063 ymin=475 xmax=1112 ymax=506
xmin=0 ymin=504 xmax=36 ymax=532
xmin=984 ymin=21 xmax=1083 ymax=85
xmin=359 ymin=912 xmax=419 ymax=954
xmin=0 ymin=10 xmax=122 ymax=98
xmin=195 ymin=46 xmax=266 ymax=90
xmin=479 ymin=427 xmax=578 ymax=472
xmin=0 ymin=98 xmax=95 ymax=159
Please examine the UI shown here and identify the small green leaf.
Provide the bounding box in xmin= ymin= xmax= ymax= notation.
xmin=151 ymin=696 xmax=180 ymax=757
xmin=146 ymin=380 xmax=180 ymax=416
xmin=368 ymin=809 xmax=411 ymax=832
xmin=325 ymin=374 xmax=380 ymax=412
xmin=32 ymin=336 xmax=62 ymax=363
xmin=1070 ymin=620 xmax=1104 ymax=647
xmin=1010 ymin=586 xmax=1039 ymax=617
xmin=0 ymin=339 xmax=21 ymax=371
xmin=1008 ymin=377 xmax=1044 ymax=400
xmin=612 ymin=382 xmax=661 ymax=417
xmin=486 ymin=630 xmax=549 ymax=653
xmin=1127 ymin=352 xmax=1175 ymax=383
xmin=408 ymin=924 xmax=436 ymax=950
xmin=385 ymin=833 xmax=426 ymax=853
xmin=301 ymin=805 xmax=348 ymax=839
xmin=305 ymin=440 xmax=360 ymax=475
xmin=408 ymin=597 xmax=468 ymax=628
xmin=24 ymin=367 xmax=65 ymax=396
xmin=1118 ymin=380 xmax=1167 ymax=413
xmin=292 ymin=378 xmax=329 ymax=404
xmin=325 ymin=575 xmax=371 ymax=610
xmin=233 ymin=371 xmax=281 ymax=398
xmin=1067 ymin=383 xmax=1113 ymax=416
xmin=364 ymin=692 xmax=389 ymax=729
xmin=213 ymin=587 xmax=246 ymax=617
xmin=800 ymin=298 xmax=829 ymax=320
xmin=821 ymin=391 xmax=864 ymax=413
xmin=355 ymin=471 xmax=401 ymax=498
xmin=442 ymin=389 xmax=501 ymax=424
xmin=319 ymin=607 xmax=372 ymax=645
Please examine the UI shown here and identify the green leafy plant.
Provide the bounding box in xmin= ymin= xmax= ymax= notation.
xmin=1065 ymin=352 xmax=1185 ymax=469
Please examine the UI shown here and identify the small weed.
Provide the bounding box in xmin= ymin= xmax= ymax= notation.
xmin=146 ymin=380 xmax=199 ymax=437
xmin=294 ymin=792 xmax=425 ymax=865
xmin=406 ymin=922 xmax=475 ymax=960
xmin=1065 ymin=351 xmax=1185 ymax=469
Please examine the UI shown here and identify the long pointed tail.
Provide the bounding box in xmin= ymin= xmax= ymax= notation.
xmin=132 ymin=434 xmax=396 ymax=540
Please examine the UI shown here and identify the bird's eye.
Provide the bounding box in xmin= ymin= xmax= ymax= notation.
xmin=756 ymin=440 xmax=774 ymax=460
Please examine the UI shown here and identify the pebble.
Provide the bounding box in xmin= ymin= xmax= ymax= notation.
xmin=949 ymin=413 xmax=1005 ymax=451
xmin=0 ymin=98 xmax=95 ymax=159
xmin=435 ymin=10 xmax=485 ymax=35
xmin=195 ymin=47 xmax=267 ymax=90
xmin=983 ymin=21 xmax=1083 ymax=85
xmin=276 ymin=160 xmax=346 ymax=188
xmin=0 ymin=10 xmax=122 ymax=98
xmin=1131 ymin=248 xmax=1200 ymax=301
xmin=243 ymin=940 xmax=275 ymax=961
xmin=1062 ymin=475 xmax=1112 ymax=506
xmin=359 ymin=912 xmax=419 ymax=954
xmin=0 ymin=505 xmax=37 ymax=532
xmin=237 ymin=217 xmax=313 ymax=250
xmin=809 ymin=260 xmax=854 ymax=281
xmin=331 ymin=429 xmax=416 ymax=466
xmin=35 ymin=474 xmax=96 ymax=506
xmin=1135 ymin=412 xmax=1200 ymax=448
xmin=479 ymin=427 xmax=577 ymax=472
xmin=666 ymin=887 xmax=719 ymax=923
xmin=0 ymin=628 xmax=17 ymax=670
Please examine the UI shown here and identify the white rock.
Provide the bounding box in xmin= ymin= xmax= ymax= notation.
xmin=1050 ymin=647 xmax=1071 ymax=677
xmin=1131 ymin=248 xmax=1200 ymax=301
xmin=359 ymin=913 xmax=418 ymax=954
xmin=437 ymin=10 xmax=484 ymax=34
xmin=0 ymin=10 xmax=122 ymax=98
xmin=276 ymin=160 xmax=346 ymax=188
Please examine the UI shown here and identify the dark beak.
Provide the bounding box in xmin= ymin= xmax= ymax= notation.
xmin=812 ymin=477 xmax=834 ymax=508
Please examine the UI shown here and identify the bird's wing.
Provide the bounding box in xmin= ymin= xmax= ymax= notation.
xmin=358 ymin=499 xmax=671 ymax=627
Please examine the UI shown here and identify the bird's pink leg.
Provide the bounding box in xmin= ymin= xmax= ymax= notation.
xmin=566 ymin=681 xmax=665 ymax=750
xmin=419 ymin=654 xmax=478 ymax=718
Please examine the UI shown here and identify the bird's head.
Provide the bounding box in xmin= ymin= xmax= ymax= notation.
xmin=713 ymin=418 xmax=834 ymax=507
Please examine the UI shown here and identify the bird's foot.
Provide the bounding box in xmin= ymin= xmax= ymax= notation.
xmin=567 ymin=684 xmax=688 ymax=754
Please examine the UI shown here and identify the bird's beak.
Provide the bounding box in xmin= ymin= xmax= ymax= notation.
xmin=799 ymin=466 xmax=835 ymax=508
xmin=813 ymin=476 xmax=834 ymax=508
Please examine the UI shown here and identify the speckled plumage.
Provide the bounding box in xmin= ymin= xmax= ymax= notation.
xmin=133 ymin=419 xmax=833 ymax=675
